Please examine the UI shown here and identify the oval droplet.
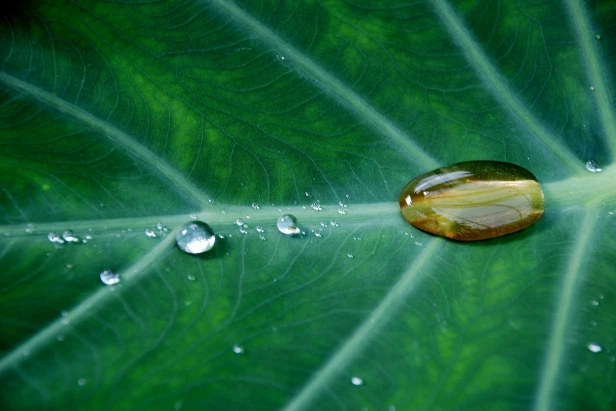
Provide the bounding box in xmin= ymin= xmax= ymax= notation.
xmin=176 ymin=221 xmax=216 ymax=254
xmin=399 ymin=161 xmax=544 ymax=241
xmin=100 ymin=269 xmax=120 ymax=285
xmin=277 ymin=214 xmax=301 ymax=235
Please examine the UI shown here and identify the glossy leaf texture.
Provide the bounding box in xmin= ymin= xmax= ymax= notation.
xmin=1 ymin=1 xmax=616 ymax=410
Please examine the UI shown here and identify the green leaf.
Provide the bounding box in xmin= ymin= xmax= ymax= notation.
xmin=1 ymin=0 xmax=615 ymax=409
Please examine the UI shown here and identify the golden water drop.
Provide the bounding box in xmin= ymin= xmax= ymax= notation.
xmin=399 ymin=161 xmax=544 ymax=241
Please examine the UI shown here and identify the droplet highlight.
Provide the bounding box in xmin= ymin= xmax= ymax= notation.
xmin=176 ymin=221 xmax=216 ymax=254
xmin=586 ymin=160 xmax=602 ymax=173
xmin=351 ymin=376 xmax=363 ymax=386
xmin=588 ymin=343 xmax=602 ymax=353
xmin=100 ymin=269 xmax=120 ymax=285
xmin=48 ymin=232 xmax=65 ymax=244
xmin=62 ymin=230 xmax=80 ymax=243
xmin=399 ymin=161 xmax=544 ymax=241
xmin=277 ymin=214 xmax=301 ymax=235
xmin=232 ymin=344 xmax=245 ymax=354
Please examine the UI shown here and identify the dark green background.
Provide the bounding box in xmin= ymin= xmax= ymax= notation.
xmin=1 ymin=1 xmax=615 ymax=410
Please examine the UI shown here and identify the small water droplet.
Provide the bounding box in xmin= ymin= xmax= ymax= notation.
xmin=232 ymin=344 xmax=245 ymax=354
xmin=176 ymin=221 xmax=216 ymax=254
xmin=235 ymin=218 xmax=244 ymax=226
xmin=588 ymin=343 xmax=602 ymax=353
xmin=239 ymin=227 xmax=248 ymax=234
xmin=347 ymin=253 xmax=354 ymax=258
xmin=586 ymin=160 xmax=602 ymax=172
xmin=77 ymin=378 xmax=87 ymax=386
xmin=311 ymin=201 xmax=322 ymax=211
xmin=189 ymin=213 xmax=197 ymax=220
xmin=145 ymin=228 xmax=157 ymax=238
xmin=596 ymin=34 xmax=602 ymax=40
xmin=590 ymin=86 xmax=595 ymax=91
xmin=305 ymin=192 xmax=310 ymax=197
xmin=330 ymin=220 xmax=339 ymax=227
xmin=351 ymin=376 xmax=363 ymax=386
xmin=314 ymin=231 xmax=322 ymax=238
xmin=100 ymin=269 xmax=120 ymax=285
xmin=337 ymin=208 xmax=346 ymax=215
xmin=251 ymin=202 xmax=260 ymax=210
xmin=415 ymin=242 xmax=423 ymax=247
xmin=156 ymin=223 xmax=164 ymax=230
xmin=256 ymin=226 xmax=265 ymax=233
xmin=57 ymin=335 xmax=65 ymax=342
xmin=345 ymin=194 xmax=350 ymax=199
xmin=320 ymin=222 xmax=328 ymax=227
xmin=48 ymin=232 xmax=65 ymax=244
xmin=277 ymin=214 xmax=301 ymax=235
xmin=218 ymin=234 xmax=226 ymax=239
xmin=187 ymin=275 xmax=196 ymax=281
xmin=591 ymin=300 xmax=600 ymax=306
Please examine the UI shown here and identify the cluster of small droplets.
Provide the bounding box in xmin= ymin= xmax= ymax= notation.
xmin=145 ymin=228 xmax=157 ymax=238
xmin=310 ymin=201 xmax=322 ymax=211
xmin=347 ymin=253 xmax=354 ymax=259
xmin=337 ymin=208 xmax=346 ymax=215
xmin=320 ymin=222 xmax=328 ymax=228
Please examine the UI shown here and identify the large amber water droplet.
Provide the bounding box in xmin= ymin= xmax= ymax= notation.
xmin=399 ymin=161 xmax=544 ymax=241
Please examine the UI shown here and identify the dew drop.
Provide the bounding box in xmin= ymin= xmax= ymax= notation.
xmin=305 ymin=192 xmax=310 ymax=197
xmin=351 ymin=376 xmax=363 ymax=386
xmin=277 ymin=214 xmax=301 ymax=235
xmin=251 ymin=202 xmax=260 ymax=210
xmin=176 ymin=221 xmax=216 ymax=254
xmin=586 ymin=160 xmax=602 ymax=173
xmin=100 ymin=269 xmax=120 ymax=285
xmin=57 ymin=335 xmax=65 ymax=342
xmin=239 ymin=227 xmax=248 ymax=234
xmin=330 ymin=220 xmax=339 ymax=227
xmin=337 ymin=208 xmax=346 ymax=215
xmin=596 ymin=34 xmax=602 ymax=40
xmin=256 ymin=226 xmax=265 ymax=233
xmin=310 ymin=201 xmax=322 ymax=211
xmin=189 ymin=213 xmax=197 ymax=220
xmin=235 ymin=218 xmax=244 ymax=226
xmin=347 ymin=253 xmax=354 ymax=258
xmin=48 ymin=232 xmax=65 ymax=244
xmin=187 ymin=275 xmax=196 ymax=281
xmin=62 ymin=230 xmax=79 ymax=243
xmin=259 ymin=235 xmax=267 ymax=241
xmin=145 ymin=228 xmax=157 ymax=238
xmin=77 ymin=378 xmax=87 ymax=386
xmin=588 ymin=343 xmax=602 ymax=353
xmin=590 ymin=86 xmax=595 ymax=91
xmin=232 ymin=344 xmax=245 ymax=354
xmin=399 ymin=161 xmax=544 ymax=241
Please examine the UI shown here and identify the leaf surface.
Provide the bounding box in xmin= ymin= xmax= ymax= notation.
xmin=1 ymin=1 xmax=615 ymax=410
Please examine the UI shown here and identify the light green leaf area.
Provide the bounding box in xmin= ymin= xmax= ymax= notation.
xmin=1 ymin=0 xmax=615 ymax=409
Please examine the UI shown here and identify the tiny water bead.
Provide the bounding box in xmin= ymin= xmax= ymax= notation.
xmin=351 ymin=376 xmax=363 ymax=386
xmin=176 ymin=221 xmax=216 ymax=254
xmin=277 ymin=214 xmax=301 ymax=235
xmin=62 ymin=230 xmax=80 ymax=243
xmin=232 ymin=344 xmax=245 ymax=354
xmin=145 ymin=228 xmax=157 ymax=238
xmin=399 ymin=161 xmax=544 ymax=241
xmin=48 ymin=232 xmax=65 ymax=244
xmin=100 ymin=269 xmax=120 ymax=285
xmin=588 ymin=343 xmax=602 ymax=353
xmin=586 ymin=160 xmax=602 ymax=173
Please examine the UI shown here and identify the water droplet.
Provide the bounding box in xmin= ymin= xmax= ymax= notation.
xmin=305 ymin=192 xmax=310 ymax=197
xmin=77 ymin=378 xmax=87 ymax=386
xmin=176 ymin=221 xmax=216 ymax=254
xmin=399 ymin=161 xmax=545 ymax=241
xmin=347 ymin=253 xmax=354 ymax=258
xmin=189 ymin=213 xmax=197 ymax=220
xmin=145 ymin=228 xmax=157 ymax=238
xmin=187 ymin=275 xmax=196 ymax=281
xmin=232 ymin=344 xmax=244 ymax=354
xmin=156 ymin=223 xmax=164 ymax=230
xmin=256 ymin=226 xmax=265 ymax=233
xmin=100 ymin=269 xmax=120 ymax=285
xmin=351 ymin=376 xmax=363 ymax=386
xmin=337 ymin=208 xmax=346 ymax=215
xmin=586 ymin=160 xmax=602 ymax=173
xmin=251 ymin=202 xmax=260 ymax=210
xmin=320 ymin=222 xmax=328 ymax=227
xmin=591 ymin=300 xmax=599 ymax=306
xmin=57 ymin=335 xmax=65 ymax=342
xmin=239 ymin=227 xmax=248 ymax=234
xmin=311 ymin=201 xmax=322 ymax=211
xmin=314 ymin=231 xmax=322 ymax=238
xmin=47 ymin=232 xmax=65 ymax=244
xmin=415 ymin=242 xmax=423 ymax=247
xmin=345 ymin=194 xmax=350 ymax=199
xmin=277 ymin=214 xmax=301 ymax=235
xmin=590 ymin=86 xmax=595 ymax=91
xmin=259 ymin=235 xmax=267 ymax=241
xmin=596 ymin=34 xmax=602 ymax=40
xmin=588 ymin=343 xmax=602 ymax=353
xmin=235 ymin=218 xmax=244 ymax=226
xmin=330 ymin=220 xmax=339 ymax=227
